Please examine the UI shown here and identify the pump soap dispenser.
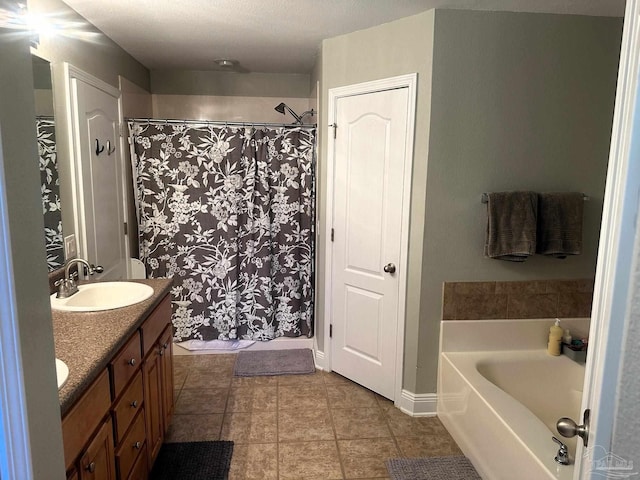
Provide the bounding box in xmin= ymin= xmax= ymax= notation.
xmin=548 ymin=319 xmax=563 ymax=356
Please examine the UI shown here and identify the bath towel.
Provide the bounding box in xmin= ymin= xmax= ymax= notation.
xmin=484 ymin=191 xmax=538 ymax=262
xmin=536 ymin=192 xmax=584 ymax=258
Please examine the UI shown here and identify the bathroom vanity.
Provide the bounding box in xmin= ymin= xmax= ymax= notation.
xmin=52 ymin=278 xmax=174 ymax=480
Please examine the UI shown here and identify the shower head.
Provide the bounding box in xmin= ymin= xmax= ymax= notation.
xmin=274 ymin=102 xmax=303 ymax=124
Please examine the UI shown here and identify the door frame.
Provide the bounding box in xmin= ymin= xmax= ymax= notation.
xmin=577 ymin=0 xmax=640 ymax=476
xmin=61 ymin=63 xmax=130 ymax=275
xmin=323 ymin=73 xmax=417 ymax=404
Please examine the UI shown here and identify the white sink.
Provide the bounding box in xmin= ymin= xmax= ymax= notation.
xmin=50 ymin=282 xmax=154 ymax=312
xmin=55 ymin=358 xmax=69 ymax=390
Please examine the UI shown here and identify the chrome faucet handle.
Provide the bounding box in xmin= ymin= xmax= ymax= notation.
xmin=82 ymin=264 xmax=104 ymax=276
xmin=552 ymin=437 xmax=570 ymax=465
xmin=90 ymin=264 xmax=104 ymax=274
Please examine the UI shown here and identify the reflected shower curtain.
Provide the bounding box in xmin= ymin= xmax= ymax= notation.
xmin=129 ymin=121 xmax=315 ymax=341
xmin=37 ymin=116 xmax=64 ymax=270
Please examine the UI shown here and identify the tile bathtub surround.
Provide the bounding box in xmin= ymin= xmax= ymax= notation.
xmin=169 ymin=353 xmax=463 ymax=480
xmin=442 ymin=278 xmax=594 ymax=320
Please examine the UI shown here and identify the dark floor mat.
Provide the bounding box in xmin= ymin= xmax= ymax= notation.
xmin=150 ymin=441 xmax=234 ymax=480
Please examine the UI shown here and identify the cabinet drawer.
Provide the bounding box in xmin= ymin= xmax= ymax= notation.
xmin=116 ymin=410 xmax=146 ymax=480
xmin=110 ymin=331 xmax=142 ymax=399
xmin=141 ymin=295 xmax=171 ymax=357
xmin=112 ymin=370 xmax=144 ymax=443
xmin=62 ymin=370 xmax=111 ymax=470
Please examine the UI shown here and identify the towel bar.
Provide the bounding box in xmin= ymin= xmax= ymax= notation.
xmin=481 ymin=193 xmax=589 ymax=203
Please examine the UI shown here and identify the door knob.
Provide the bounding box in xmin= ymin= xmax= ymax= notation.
xmin=383 ymin=263 xmax=396 ymax=274
xmin=557 ymin=409 xmax=590 ymax=447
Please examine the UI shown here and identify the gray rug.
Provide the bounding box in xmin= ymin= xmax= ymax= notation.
xmin=233 ymin=348 xmax=316 ymax=376
xmin=150 ymin=441 xmax=233 ymax=480
xmin=386 ymin=456 xmax=481 ymax=480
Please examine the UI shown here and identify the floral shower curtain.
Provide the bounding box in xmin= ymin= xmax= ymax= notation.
xmin=129 ymin=121 xmax=315 ymax=342
xmin=37 ymin=116 xmax=64 ymax=270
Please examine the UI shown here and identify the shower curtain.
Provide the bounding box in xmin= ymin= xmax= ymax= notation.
xmin=129 ymin=121 xmax=315 ymax=342
xmin=36 ymin=116 xmax=64 ymax=270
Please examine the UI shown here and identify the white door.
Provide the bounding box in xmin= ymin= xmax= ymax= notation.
xmin=71 ymin=75 xmax=127 ymax=280
xmin=330 ymin=83 xmax=413 ymax=400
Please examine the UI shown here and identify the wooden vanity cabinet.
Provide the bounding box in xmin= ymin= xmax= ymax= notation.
xmin=62 ymin=294 xmax=173 ymax=480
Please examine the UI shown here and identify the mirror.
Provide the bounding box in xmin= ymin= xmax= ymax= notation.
xmin=32 ymin=54 xmax=63 ymax=271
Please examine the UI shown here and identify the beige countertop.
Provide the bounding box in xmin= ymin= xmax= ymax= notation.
xmin=52 ymin=278 xmax=173 ymax=415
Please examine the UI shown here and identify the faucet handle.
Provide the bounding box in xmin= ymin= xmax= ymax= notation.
xmin=82 ymin=264 xmax=104 ymax=276
xmin=552 ymin=437 xmax=570 ymax=465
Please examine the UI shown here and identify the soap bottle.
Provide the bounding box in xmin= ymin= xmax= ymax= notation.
xmin=562 ymin=329 xmax=572 ymax=345
xmin=548 ymin=319 xmax=563 ymax=356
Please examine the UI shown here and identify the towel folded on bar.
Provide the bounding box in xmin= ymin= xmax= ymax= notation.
xmin=536 ymin=192 xmax=584 ymax=258
xmin=484 ymin=191 xmax=538 ymax=262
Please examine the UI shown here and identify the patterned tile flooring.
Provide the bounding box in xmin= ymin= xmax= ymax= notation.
xmin=168 ymin=353 xmax=462 ymax=479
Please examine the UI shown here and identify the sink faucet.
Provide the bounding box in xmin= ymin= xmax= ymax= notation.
xmin=552 ymin=437 xmax=570 ymax=465
xmin=55 ymin=258 xmax=104 ymax=298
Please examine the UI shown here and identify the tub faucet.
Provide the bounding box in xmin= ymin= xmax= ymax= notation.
xmin=55 ymin=258 xmax=103 ymax=298
xmin=552 ymin=437 xmax=570 ymax=465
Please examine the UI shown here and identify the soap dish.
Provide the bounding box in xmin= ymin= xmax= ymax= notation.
xmin=563 ymin=344 xmax=587 ymax=363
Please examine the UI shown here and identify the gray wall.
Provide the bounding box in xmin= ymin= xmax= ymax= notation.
xmin=416 ymin=10 xmax=622 ymax=392
xmin=0 ymin=12 xmax=65 ymax=479
xmin=150 ymin=70 xmax=311 ymax=97
xmin=319 ymin=10 xmax=622 ymax=395
xmin=319 ymin=11 xmax=436 ymax=391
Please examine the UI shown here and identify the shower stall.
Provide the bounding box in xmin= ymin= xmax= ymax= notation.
xmin=128 ymin=118 xmax=316 ymax=343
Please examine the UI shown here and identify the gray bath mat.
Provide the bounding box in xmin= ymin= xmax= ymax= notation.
xmin=233 ymin=348 xmax=316 ymax=376
xmin=150 ymin=440 xmax=233 ymax=480
xmin=386 ymin=456 xmax=481 ymax=480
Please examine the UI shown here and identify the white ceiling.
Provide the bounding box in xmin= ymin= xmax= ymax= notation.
xmin=60 ymin=0 xmax=625 ymax=74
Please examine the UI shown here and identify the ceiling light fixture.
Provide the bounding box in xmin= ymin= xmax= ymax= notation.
xmin=214 ymin=59 xmax=236 ymax=68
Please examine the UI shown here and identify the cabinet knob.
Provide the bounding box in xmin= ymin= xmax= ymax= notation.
xmin=162 ymin=342 xmax=169 ymax=350
xmin=130 ymin=400 xmax=138 ymax=408
xmin=127 ymin=358 xmax=136 ymax=366
xmin=85 ymin=462 xmax=96 ymax=473
xmin=159 ymin=348 xmax=164 ymax=356
xmin=133 ymin=441 xmax=141 ymax=450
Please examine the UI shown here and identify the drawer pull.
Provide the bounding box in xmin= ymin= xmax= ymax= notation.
xmin=127 ymin=358 xmax=136 ymax=366
xmin=130 ymin=400 xmax=138 ymax=408
xmin=133 ymin=441 xmax=142 ymax=450
xmin=86 ymin=462 xmax=96 ymax=473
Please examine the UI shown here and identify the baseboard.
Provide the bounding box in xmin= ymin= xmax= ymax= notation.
xmin=397 ymin=390 xmax=437 ymax=417
xmin=314 ymin=350 xmax=326 ymax=371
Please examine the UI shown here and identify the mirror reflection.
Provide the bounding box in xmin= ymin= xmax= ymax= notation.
xmin=32 ymin=54 xmax=63 ymax=271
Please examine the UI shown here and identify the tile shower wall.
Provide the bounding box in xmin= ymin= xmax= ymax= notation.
xmin=442 ymin=279 xmax=594 ymax=320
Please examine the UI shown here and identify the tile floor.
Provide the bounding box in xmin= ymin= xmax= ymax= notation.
xmin=168 ymin=353 xmax=462 ymax=480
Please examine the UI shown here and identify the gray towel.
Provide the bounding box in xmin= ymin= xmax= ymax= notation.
xmin=537 ymin=192 xmax=584 ymax=258
xmin=484 ymin=191 xmax=538 ymax=262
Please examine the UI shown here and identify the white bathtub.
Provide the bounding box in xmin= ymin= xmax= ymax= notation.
xmin=439 ymin=349 xmax=585 ymax=480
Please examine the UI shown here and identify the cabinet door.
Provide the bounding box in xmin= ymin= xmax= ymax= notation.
xmin=159 ymin=325 xmax=174 ymax=434
xmin=143 ymin=346 xmax=163 ymax=467
xmin=68 ymin=469 xmax=79 ymax=480
xmin=79 ymin=418 xmax=116 ymax=480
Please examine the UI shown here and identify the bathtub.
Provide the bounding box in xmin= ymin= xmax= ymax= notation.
xmin=439 ymin=349 xmax=585 ymax=480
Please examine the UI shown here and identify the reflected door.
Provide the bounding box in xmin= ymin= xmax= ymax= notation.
xmin=330 ymin=87 xmax=409 ymax=399
xmin=71 ymin=78 xmax=127 ymax=280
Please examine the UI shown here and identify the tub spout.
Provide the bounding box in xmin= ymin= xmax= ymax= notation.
xmin=552 ymin=437 xmax=570 ymax=465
